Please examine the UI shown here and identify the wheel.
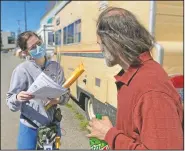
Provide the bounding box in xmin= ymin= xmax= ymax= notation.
xmin=85 ymin=97 xmax=95 ymax=120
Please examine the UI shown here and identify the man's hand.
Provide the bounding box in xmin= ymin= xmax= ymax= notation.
xmin=86 ymin=116 xmax=113 ymax=140
xmin=16 ymin=91 xmax=34 ymax=102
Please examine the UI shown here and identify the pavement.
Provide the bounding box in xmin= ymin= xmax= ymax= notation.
xmin=1 ymin=51 xmax=90 ymax=149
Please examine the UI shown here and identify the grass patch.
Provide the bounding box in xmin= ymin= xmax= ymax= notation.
xmin=65 ymin=102 xmax=89 ymax=131
xmin=71 ymin=107 xmax=76 ymax=112
xmin=80 ymin=120 xmax=89 ymax=131
xmin=65 ymin=103 xmax=73 ymax=108
xmin=75 ymin=112 xmax=84 ymax=120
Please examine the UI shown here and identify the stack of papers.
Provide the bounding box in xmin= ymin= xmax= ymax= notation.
xmin=27 ymin=72 xmax=68 ymax=100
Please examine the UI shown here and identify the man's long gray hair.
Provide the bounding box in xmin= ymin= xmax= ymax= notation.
xmin=97 ymin=7 xmax=155 ymax=67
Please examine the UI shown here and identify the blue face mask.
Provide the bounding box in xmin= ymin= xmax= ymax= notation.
xmin=29 ymin=44 xmax=46 ymax=59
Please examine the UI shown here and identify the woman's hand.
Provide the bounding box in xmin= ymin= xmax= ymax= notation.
xmin=16 ymin=91 xmax=34 ymax=102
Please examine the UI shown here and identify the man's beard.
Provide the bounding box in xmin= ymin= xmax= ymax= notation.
xmin=102 ymin=50 xmax=117 ymax=67
xmin=104 ymin=58 xmax=115 ymax=67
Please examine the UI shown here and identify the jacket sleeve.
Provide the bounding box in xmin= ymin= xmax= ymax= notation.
xmin=6 ymin=67 xmax=27 ymax=112
xmin=56 ymin=64 xmax=70 ymax=105
xmin=105 ymin=91 xmax=183 ymax=150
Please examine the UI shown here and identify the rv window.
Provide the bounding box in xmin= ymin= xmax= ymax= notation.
xmin=55 ymin=32 xmax=58 ymax=45
xmin=63 ymin=19 xmax=81 ymax=45
xmin=55 ymin=30 xmax=62 ymax=46
xmin=74 ymin=19 xmax=81 ymax=43
xmin=63 ymin=27 xmax=67 ymax=45
xmin=67 ymin=23 xmax=74 ymax=44
xmin=53 ymin=33 xmax=55 ymax=43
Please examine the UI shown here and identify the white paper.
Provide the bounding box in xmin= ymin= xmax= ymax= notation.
xmin=27 ymin=72 xmax=67 ymax=100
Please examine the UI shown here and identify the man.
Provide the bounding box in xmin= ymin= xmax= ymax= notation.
xmin=87 ymin=7 xmax=183 ymax=150
xmin=6 ymin=31 xmax=70 ymax=149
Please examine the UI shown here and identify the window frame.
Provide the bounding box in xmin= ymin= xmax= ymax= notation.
xmin=63 ymin=19 xmax=81 ymax=46
xmin=48 ymin=32 xmax=54 ymax=46
xmin=55 ymin=29 xmax=62 ymax=46
xmin=8 ymin=37 xmax=15 ymax=44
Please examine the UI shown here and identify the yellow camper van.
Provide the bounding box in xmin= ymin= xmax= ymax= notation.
xmin=53 ymin=1 xmax=183 ymax=124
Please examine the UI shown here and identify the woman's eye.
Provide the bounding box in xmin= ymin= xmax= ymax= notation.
xmin=37 ymin=41 xmax=42 ymax=46
xmin=31 ymin=45 xmax=37 ymax=50
xmin=37 ymin=42 xmax=41 ymax=46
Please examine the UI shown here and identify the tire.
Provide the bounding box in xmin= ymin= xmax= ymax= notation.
xmin=85 ymin=97 xmax=95 ymax=120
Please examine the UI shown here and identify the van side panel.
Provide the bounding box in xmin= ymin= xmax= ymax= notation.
xmin=52 ymin=1 xmax=183 ymax=110
xmin=155 ymin=1 xmax=183 ymax=41
xmin=108 ymin=1 xmax=150 ymax=29
xmin=153 ymin=1 xmax=183 ymax=75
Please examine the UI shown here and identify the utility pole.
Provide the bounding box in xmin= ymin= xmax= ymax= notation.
xmin=17 ymin=20 xmax=21 ymax=36
xmin=16 ymin=20 xmax=21 ymax=47
xmin=24 ymin=1 xmax=28 ymax=31
xmin=0 ymin=30 xmax=2 ymax=48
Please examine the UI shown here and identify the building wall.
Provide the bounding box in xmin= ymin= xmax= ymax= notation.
xmin=1 ymin=32 xmax=16 ymax=50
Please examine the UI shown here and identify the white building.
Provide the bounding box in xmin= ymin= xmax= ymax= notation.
xmin=37 ymin=23 xmax=55 ymax=52
xmin=36 ymin=1 xmax=70 ymax=56
xmin=36 ymin=2 xmax=60 ymax=54
xmin=1 ymin=31 xmax=16 ymax=50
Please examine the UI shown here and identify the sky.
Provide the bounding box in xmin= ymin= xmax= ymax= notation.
xmin=1 ymin=1 xmax=48 ymax=35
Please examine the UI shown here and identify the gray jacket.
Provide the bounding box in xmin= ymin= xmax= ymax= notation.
xmin=6 ymin=59 xmax=70 ymax=128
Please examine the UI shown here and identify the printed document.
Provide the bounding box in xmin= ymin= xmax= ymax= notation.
xmin=27 ymin=72 xmax=67 ymax=100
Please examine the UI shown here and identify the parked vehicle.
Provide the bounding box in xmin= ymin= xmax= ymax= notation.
xmin=52 ymin=1 xmax=183 ymax=124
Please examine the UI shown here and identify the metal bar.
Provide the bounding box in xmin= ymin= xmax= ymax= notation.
xmin=149 ymin=1 xmax=156 ymax=36
xmin=154 ymin=43 xmax=164 ymax=65
xmin=149 ymin=1 xmax=164 ymax=65
xmin=43 ymin=25 xmax=46 ymax=45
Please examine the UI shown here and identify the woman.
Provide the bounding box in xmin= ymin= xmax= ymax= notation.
xmin=6 ymin=31 xmax=70 ymax=149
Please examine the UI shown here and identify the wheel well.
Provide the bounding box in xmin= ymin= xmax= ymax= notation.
xmin=78 ymin=92 xmax=90 ymax=111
